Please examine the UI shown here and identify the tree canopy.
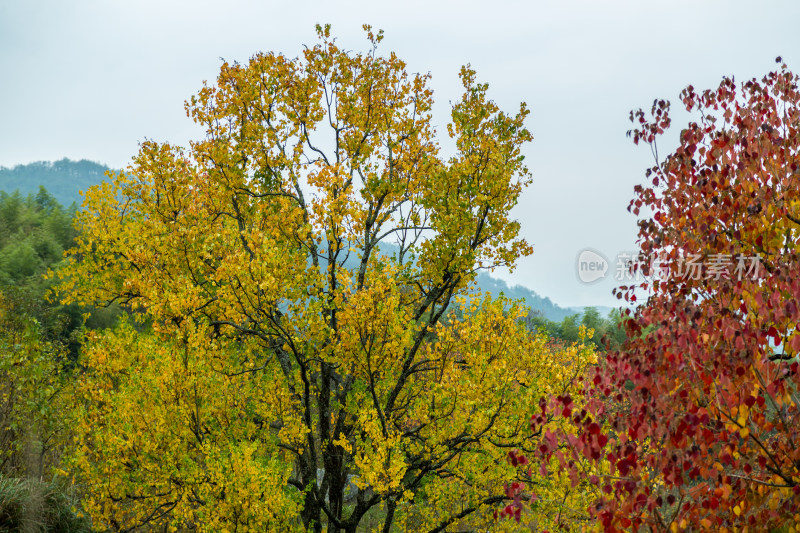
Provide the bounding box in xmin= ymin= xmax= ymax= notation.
xmin=519 ymin=60 xmax=800 ymax=531
xmin=57 ymin=25 xmax=596 ymax=532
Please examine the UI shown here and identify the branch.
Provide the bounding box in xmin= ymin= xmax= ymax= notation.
xmin=426 ymin=495 xmax=507 ymax=533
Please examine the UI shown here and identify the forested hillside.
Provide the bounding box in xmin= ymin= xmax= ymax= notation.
xmin=0 ymin=188 xmax=94 ymax=531
xmin=0 ymin=159 xmax=110 ymax=208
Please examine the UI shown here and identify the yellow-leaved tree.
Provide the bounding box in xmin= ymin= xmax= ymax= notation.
xmin=57 ymin=25 xmax=595 ymax=532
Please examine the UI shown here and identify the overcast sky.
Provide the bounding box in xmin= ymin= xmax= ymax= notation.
xmin=2 ymin=0 xmax=799 ymax=308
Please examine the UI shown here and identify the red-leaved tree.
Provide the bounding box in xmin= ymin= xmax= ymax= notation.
xmin=507 ymin=60 xmax=800 ymax=531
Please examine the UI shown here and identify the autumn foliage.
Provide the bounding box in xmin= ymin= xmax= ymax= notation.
xmin=56 ymin=26 xmax=597 ymax=532
xmin=511 ymin=60 xmax=800 ymax=531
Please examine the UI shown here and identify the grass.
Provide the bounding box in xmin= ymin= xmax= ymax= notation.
xmin=0 ymin=475 xmax=91 ymax=533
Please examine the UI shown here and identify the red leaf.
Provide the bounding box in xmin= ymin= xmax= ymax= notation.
xmin=790 ymin=335 xmax=800 ymax=354
xmin=767 ymin=326 xmax=780 ymax=342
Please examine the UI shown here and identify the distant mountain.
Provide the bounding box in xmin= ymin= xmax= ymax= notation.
xmin=0 ymin=158 xmax=110 ymax=207
xmin=474 ymin=272 xmax=580 ymax=321
xmin=310 ymin=243 xmax=574 ymax=321
xmin=0 ymin=159 xmax=590 ymax=321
